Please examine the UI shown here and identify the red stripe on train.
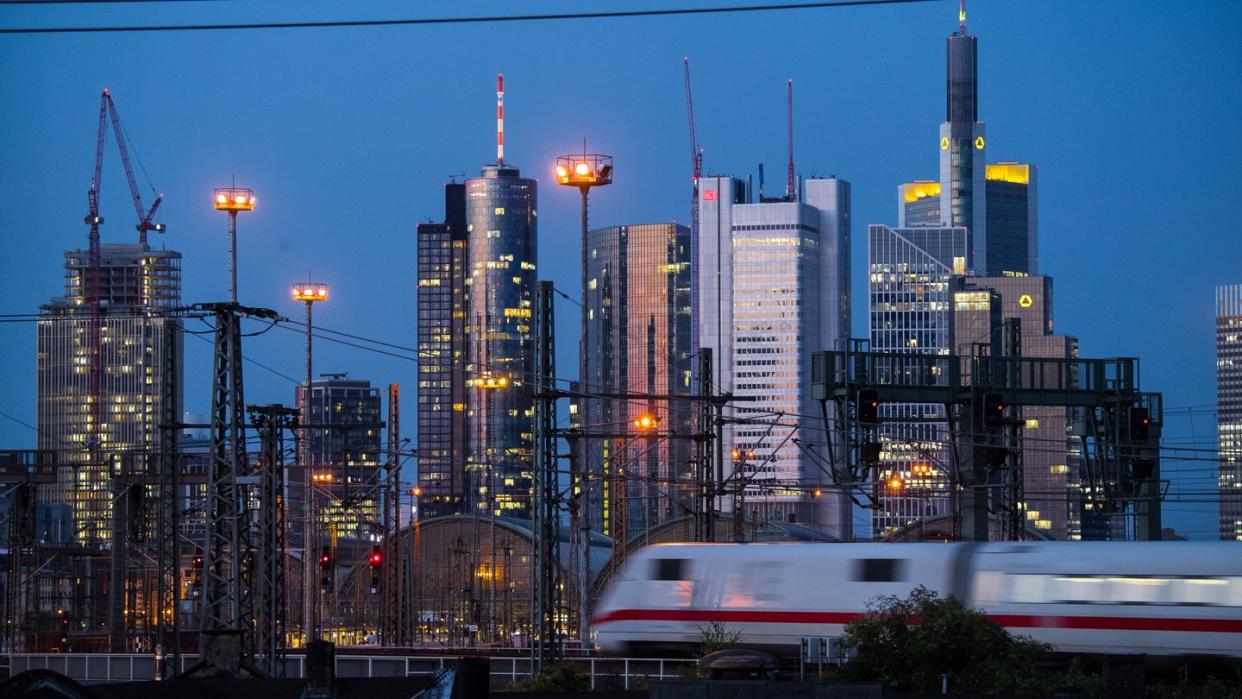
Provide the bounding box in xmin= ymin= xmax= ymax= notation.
xmin=591 ymin=609 xmax=1242 ymax=634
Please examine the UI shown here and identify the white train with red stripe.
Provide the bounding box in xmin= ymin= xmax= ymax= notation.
xmin=592 ymin=542 xmax=1242 ymax=658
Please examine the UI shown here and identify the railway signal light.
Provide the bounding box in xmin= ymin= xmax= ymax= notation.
xmin=858 ymin=389 xmax=880 ymax=424
xmin=369 ymin=545 xmax=383 ymax=593
xmin=1130 ymin=408 xmax=1151 ymax=441
xmin=983 ymin=393 xmax=1005 ymax=428
xmin=319 ymin=545 xmax=333 ymax=592
xmin=886 ymin=474 xmax=904 ymax=492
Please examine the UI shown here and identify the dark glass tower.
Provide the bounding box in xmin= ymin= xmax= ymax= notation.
xmin=938 ymin=8 xmax=987 ymax=271
xmin=296 ymin=377 xmax=383 ymax=539
xmin=465 ymin=164 xmax=537 ymax=518
xmin=581 ymin=223 xmax=693 ymax=537
xmin=416 ymin=182 xmax=468 ymax=518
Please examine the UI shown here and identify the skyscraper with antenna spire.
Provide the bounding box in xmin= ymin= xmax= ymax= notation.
xmin=462 ymin=73 xmax=538 ymax=518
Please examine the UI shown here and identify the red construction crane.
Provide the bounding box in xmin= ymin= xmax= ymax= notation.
xmin=81 ymin=89 xmax=166 ymax=469
xmin=104 ymin=91 xmax=165 ymax=247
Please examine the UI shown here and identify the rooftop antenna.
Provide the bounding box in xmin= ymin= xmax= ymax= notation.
xmin=958 ymin=0 xmax=967 ymax=33
xmin=785 ymin=78 xmax=796 ymax=201
xmin=496 ymin=73 xmax=505 ymax=165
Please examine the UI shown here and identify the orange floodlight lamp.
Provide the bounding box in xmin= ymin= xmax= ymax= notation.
xmin=213 ymin=187 xmax=256 ymax=212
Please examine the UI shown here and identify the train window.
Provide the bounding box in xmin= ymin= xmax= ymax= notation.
xmin=854 ymin=558 xmax=906 ymax=583
xmin=652 ymin=558 xmax=688 ymax=581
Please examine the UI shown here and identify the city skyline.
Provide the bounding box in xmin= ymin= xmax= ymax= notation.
xmin=2 ymin=0 xmax=1238 ymax=539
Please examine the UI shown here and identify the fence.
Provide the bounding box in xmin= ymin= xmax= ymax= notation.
xmin=3 ymin=652 xmax=695 ymax=689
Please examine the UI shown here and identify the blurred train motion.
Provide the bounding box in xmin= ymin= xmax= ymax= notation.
xmin=593 ymin=542 xmax=1242 ymax=659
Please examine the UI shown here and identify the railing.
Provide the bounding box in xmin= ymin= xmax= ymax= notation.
xmin=3 ymin=652 xmax=696 ymax=689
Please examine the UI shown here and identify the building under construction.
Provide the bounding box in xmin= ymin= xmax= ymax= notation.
xmin=37 ymin=243 xmax=182 ymax=545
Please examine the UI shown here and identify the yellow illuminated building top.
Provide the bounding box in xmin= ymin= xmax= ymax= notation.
xmin=986 ymin=162 xmax=1030 ymax=185
xmin=902 ymin=180 xmax=941 ymax=203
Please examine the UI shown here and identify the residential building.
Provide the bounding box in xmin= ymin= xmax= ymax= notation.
xmin=698 ymin=175 xmax=852 ymax=538
xmin=37 ymin=243 xmax=181 ymax=545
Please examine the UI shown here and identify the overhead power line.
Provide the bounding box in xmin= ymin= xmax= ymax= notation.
xmin=0 ymin=0 xmax=938 ymax=35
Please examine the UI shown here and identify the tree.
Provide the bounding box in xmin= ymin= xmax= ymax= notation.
xmin=836 ymin=586 xmax=1053 ymax=694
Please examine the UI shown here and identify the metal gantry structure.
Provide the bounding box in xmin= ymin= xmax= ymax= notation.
xmin=812 ymin=342 xmax=1164 ymax=541
xmin=530 ymin=281 xmax=562 ymax=670
xmin=248 ymin=403 xmax=296 ymax=675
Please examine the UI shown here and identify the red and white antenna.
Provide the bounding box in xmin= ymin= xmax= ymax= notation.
xmin=785 ymin=78 xmax=796 ymax=201
xmin=496 ymin=73 xmax=505 ymax=165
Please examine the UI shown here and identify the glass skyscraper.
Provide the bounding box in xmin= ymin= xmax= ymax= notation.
xmin=416 ymin=182 xmax=468 ymax=518
xmin=297 ymin=377 xmax=383 ymax=539
xmin=698 ymin=176 xmax=852 ymax=537
xmin=1218 ymin=284 xmax=1242 ymax=541
xmin=580 ymin=223 xmax=693 ymax=538
xmin=464 ymin=164 xmax=537 ymax=518
xmin=868 ymin=225 xmax=967 ymax=537
xmin=37 ymin=243 xmax=182 ymax=545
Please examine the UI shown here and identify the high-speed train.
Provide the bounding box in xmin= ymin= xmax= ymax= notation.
xmin=592 ymin=542 xmax=1242 ymax=658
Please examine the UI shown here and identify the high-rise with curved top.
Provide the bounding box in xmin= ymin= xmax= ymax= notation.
xmin=464 ymin=164 xmax=537 ymax=519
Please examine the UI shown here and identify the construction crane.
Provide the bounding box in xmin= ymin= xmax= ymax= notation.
xmin=786 ymin=79 xmax=796 ymax=201
xmin=683 ymin=58 xmax=703 ymax=225
xmin=81 ymin=89 xmax=166 ymax=508
xmin=683 ymin=58 xmax=703 ymax=366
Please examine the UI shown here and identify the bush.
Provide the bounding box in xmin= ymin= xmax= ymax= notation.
xmin=836 ymin=586 xmax=1058 ymax=695
xmin=507 ymin=662 xmax=590 ymax=693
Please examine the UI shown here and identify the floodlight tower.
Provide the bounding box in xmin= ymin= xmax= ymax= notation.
xmin=292 ymin=281 xmax=328 ymax=642
xmin=213 ymin=187 xmax=256 ymax=303
xmin=554 ymin=151 xmax=612 ymax=645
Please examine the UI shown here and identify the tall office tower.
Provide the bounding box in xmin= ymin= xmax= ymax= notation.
xmin=868 ymin=225 xmax=968 ymax=538
xmin=464 ymin=163 xmax=537 ymax=518
xmin=1219 ymin=284 xmax=1242 ymax=541
xmin=297 ymin=376 xmax=383 ymax=539
xmin=951 ymin=275 xmax=1080 ymax=540
xmin=896 ymin=9 xmax=1037 ymax=276
xmin=698 ymin=176 xmax=852 ymax=537
xmin=940 ymin=5 xmax=986 ymax=268
xmin=416 ymin=181 xmax=468 ymax=518
xmin=899 ymin=162 xmax=1037 ymax=276
xmin=37 ymin=243 xmax=182 ymax=545
xmin=581 ymin=223 xmax=693 ymax=537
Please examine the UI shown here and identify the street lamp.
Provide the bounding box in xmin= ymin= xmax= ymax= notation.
xmin=556 ymin=151 xmax=612 ymax=648
xmin=474 ymin=371 xmax=509 ymax=644
xmin=212 ymin=187 xmax=256 ymax=303
xmin=293 ymin=281 xmax=328 ymax=643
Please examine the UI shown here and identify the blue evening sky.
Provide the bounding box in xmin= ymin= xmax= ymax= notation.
xmin=1 ymin=1 xmax=1238 ymax=539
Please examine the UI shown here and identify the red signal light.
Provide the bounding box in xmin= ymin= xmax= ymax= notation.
xmin=369 ymin=545 xmax=383 ymax=568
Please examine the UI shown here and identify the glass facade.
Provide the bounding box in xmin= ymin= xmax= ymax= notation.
xmin=984 ymin=163 xmax=1038 ymax=275
xmin=416 ymin=182 xmax=468 ymax=518
xmin=698 ymin=177 xmax=852 ymax=537
xmin=464 ymin=165 xmax=537 ymax=518
xmin=296 ymin=378 xmax=383 ymax=540
xmin=1219 ymin=284 xmax=1242 ymax=541
xmin=37 ymin=243 xmax=182 ymax=545
xmin=868 ymin=225 xmax=967 ymax=537
xmin=580 ymin=223 xmax=693 ymax=538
